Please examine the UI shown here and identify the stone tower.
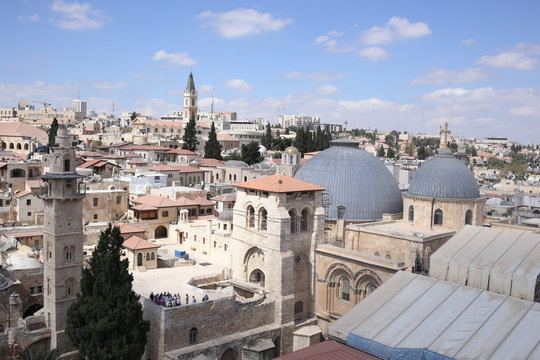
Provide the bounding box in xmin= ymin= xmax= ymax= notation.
xmin=183 ymin=72 xmax=198 ymax=121
xmin=277 ymin=146 xmax=301 ymax=177
xmin=40 ymin=125 xmax=85 ymax=351
xmin=231 ymin=175 xmax=325 ymax=354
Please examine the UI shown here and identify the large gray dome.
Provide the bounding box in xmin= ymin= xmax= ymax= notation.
xmin=294 ymin=139 xmax=403 ymax=221
xmin=408 ymin=151 xmax=479 ymax=199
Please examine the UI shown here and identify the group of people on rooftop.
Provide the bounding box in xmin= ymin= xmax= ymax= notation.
xmin=149 ymin=292 xmax=210 ymax=307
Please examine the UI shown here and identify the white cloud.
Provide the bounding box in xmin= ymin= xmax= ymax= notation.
xmin=18 ymin=14 xmax=39 ymax=22
xmin=199 ymin=8 xmax=292 ymax=38
xmin=477 ymin=52 xmax=537 ymax=70
xmin=284 ymin=71 xmax=346 ymax=81
xmin=199 ymin=85 xmax=214 ymax=94
xmin=313 ymin=31 xmax=352 ymax=53
xmin=411 ymin=68 xmax=488 ymax=85
xmin=361 ymin=17 xmax=431 ymax=45
xmin=132 ymin=73 xmax=145 ymax=79
xmin=476 ymin=43 xmax=540 ymax=70
xmin=317 ymin=85 xmax=339 ymax=95
xmin=152 ymin=50 xmax=196 ymax=66
xmin=224 ymin=79 xmax=252 ymax=93
xmin=51 ymin=0 xmax=106 ymax=31
xmin=508 ymin=105 xmax=537 ymax=117
xmin=357 ymin=47 xmax=389 ymax=61
xmin=461 ymin=38 xmax=476 ymax=46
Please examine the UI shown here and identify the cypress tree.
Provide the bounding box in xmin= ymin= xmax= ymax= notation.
xmin=48 ymin=117 xmax=59 ymax=150
xmin=66 ymin=224 xmax=150 ymax=360
xmin=377 ymin=145 xmax=386 ymax=157
xmin=182 ymin=115 xmax=199 ymax=152
xmin=204 ymin=122 xmax=223 ymax=160
xmin=262 ymin=123 xmax=273 ymax=150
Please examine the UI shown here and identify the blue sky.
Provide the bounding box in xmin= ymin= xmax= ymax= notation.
xmin=2 ymin=0 xmax=540 ymax=143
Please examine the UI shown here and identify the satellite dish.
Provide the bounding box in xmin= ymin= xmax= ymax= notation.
xmin=258 ymin=145 xmax=267 ymax=154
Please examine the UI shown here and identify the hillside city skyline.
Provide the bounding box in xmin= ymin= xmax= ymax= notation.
xmin=1 ymin=1 xmax=540 ymax=143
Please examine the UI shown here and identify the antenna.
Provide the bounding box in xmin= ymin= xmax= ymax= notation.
xmin=210 ymin=85 xmax=215 ymax=119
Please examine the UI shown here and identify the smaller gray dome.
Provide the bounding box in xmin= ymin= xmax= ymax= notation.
xmin=218 ymin=209 xmax=233 ymax=221
xmin=224 ymin=160 xmax=249 ymax=168
xmin=408 ymin=153 xmax=479 ymax=199
xmin=0 ymin=275 xmax=13 ymax=291
xmin=57 ymin=126 xmax=68 ymax=137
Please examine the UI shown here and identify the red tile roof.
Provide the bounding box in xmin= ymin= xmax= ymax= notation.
xmin=149 ymin=165 xmax=205 ymax=173
xmin=123 ymin=236 xmax=161 ymax=250
xmin=212 ymin=193 xmax=237 ymax=202
xmin=166 ymin=148 xmax=197 ymax=155
xmin=15 ymin=190 xmax=32 ymax=198
xmin=0 ymin=122 xmax=48 ymax=143
xmin=119 ymin=145 xmax=171 ymax=151
xmin=13 ymin=232 xmax=43 ymax=238
xmin=132 ymin=194 xmax=185 ymax=208
xmin=114 ymin=222 xmax=145 ymax=234
xmin=79 ymin=159 xmax=117 ymax=169
xmin=198 ymin=158 xmax=224 ymax=167
xmin=235 ymin=174 xmax=324 ymax=193
xmin=278 ymin=340 xmax=380 ymax=360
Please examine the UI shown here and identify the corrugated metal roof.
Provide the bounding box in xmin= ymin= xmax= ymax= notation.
xmin=294 ymin=144 xmax=402 ymax=221
xmin=407 ymin=153 xmax=480 ymax=199
xmin=329 ymin=271 xmax=540 ymax=360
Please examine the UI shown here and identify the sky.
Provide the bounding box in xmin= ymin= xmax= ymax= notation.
xmin=2 ymin=0 xmax=540 ymax=143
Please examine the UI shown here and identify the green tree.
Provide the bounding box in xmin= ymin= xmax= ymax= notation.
xmin=417 ymin=146 xmax=428 ymax=160
xmin=48 ymin=117 xmax=59 ymax=150
xmin=203 ymin=122 xmax=223 ymax=160
xmin=404 ymin=142 xmax=415 ymax=156
xmin=387 ymin=147 xmax=396 ymax=159
xmin=241 ymin=141 xmax=264 ymax=165
xmin=182 ymin=115 xmax=199 ymax=152
xmin=293 ymin=127 xmax=306 ymax=153
xmin=130 ymin=111 xmax=137 ymax=122
xmin=16 ymin=344 xmax=61 ymax=360
xmin=377 ymin=145 xmax=386 ymax=157
xmin=262 ymin=123 xmax=273 ymax=150
xmin=223 ymin=150 xmax=242 ymax=161
xmin=66 ymin=224 xmax=150 ymax=360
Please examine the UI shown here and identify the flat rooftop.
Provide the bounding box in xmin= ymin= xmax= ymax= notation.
xmin=348 ymin=220 xmax=455 ymax=242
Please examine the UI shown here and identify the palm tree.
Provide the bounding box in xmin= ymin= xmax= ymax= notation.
xmin=17 ymin=345 xmax=61 ymax=360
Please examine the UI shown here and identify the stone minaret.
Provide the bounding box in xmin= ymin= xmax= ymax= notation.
xmin=40 ymin=125 xmax=85 ymax=351
xmin=182 ymin=72 xmax=198 ymax=121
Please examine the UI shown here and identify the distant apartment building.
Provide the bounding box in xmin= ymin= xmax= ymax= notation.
xmin=198 ymin=112 xmax=236 ymax=131
xmin=72 ymin=99 xmax=87 ymax=120
xmin=0 ymin=108 xmax=17 ymax=119
xmin=279 ymin=114 xmax=320 ymax=130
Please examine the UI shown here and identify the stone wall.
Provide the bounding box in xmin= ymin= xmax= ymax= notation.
xmin=143 ymin=295 xmax=275 ymax=359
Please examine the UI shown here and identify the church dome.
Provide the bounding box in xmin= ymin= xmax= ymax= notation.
xmin=284 ymin=146 xmax=299 ymax=153
xmin=57 ymin=126 xmax=68 ymax=137
xmin=294 ymin=139 xmax=403 ymax=221
xmin=223 ymin=160 xmax=249 ymax=168
xmin=218 ymin=209 xmax=234 ymax=221
xmin=407 ymin=150 xmax=479 ymax=199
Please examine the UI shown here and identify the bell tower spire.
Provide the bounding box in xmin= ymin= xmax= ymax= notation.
xmin=183 ymin=72 xmax=198 ymax=121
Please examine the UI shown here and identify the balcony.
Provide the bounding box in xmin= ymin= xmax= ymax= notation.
xmin=39 ymin=182 xmax=86 ymax=199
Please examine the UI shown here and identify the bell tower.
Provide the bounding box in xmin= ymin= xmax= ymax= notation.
xmin=183 ymin=72 xmax=198 ymax=121
xmin=39 ymin=125 xmax=85 ymax=351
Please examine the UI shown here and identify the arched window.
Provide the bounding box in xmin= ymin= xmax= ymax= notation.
xmin=340 ymin=277 xmax=351 ymax=301
xmin=151 ymin=252 xmax=155 ymax=260
xmin=434 ymin=209 xmax=443 ymax=226
xmin=64 ymin=159 xmax=70 ymax=172
xmin=259 ymin=208 xmax=267 ymax=231
xmin=146 ymin=253 xmax=150 ymax=261
xmin=300 ymin=208 xmax=310 ymax=231
xmin=294 ymin=301 xmax=304 ymax=314
xmin=24 ymin=143 xmax=29 ymax=150
xmin=246 ymin=206 xmax=255 ymax=228
xmin=465 ymin=209 xmax=473 ymax=225
xmin=16 ymin=143 xmax=21 ymax=150
xmin=137 ymin=253 xmax=143 ymax=266
xmin=10 ymin=169 xmax=25 ymax=178
xmin=249 ymin=269 xmax=265 ymax=287
xmin=9 ymin=143 xmax=14 ymax=149
xmin=408 ymin=205 xmax=414 ymax=222
xmin=366 ymin=282 xmax=377 ymax=296
xmin=189 ymin=327 xmax=198 ymax=344
xmin=65 ymin=278 xmax=74 ymax=297
xmin=289 ymin=209 xmax=297 ymax=233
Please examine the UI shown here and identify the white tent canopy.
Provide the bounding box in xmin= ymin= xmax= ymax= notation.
xmin=429 ymin=225 xmax=540 ymax=301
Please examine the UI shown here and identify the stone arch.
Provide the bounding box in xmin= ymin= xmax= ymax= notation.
xmin=243 ymin=246 xmax=264 ymax=266
xmin=9 ymin=143 xmax=14 ymax=149
xmin=246 ymin=205 xmax=255 ymax=228
xmin=258 ymin=207 xmax=267 ymax=231
xmin=533 ymin=209 xmax=540 ymax=215
xmin=23 ymin=304 xmax=43 ymax=319
xmin=249 ymin=269 xmax=265 ymax=287
xmin=189 ymin=327 xmax=198 ymax=344
xmin=289 ymin=208 xmax=298 ymax=233
xmin=433 ymin=208 xmax=444 ymax=226
xmin=220 ymin=348 xmax=238 ymax=360
xmin=465 ymin=209 xmax=473 ymax=225
xmin=300 ymin=207 xmax=311 ymax=231
xmin=324 ymin=262 xmax=354 ymax=281
xmin=294 ymin=301 xmax=304 ymax=314
xmin=64 ymin=277 xmax=75 ymax=298
xmin=109 ymin=185 xmax=116 ymax=190
xmin=355 ymin=272 xmax=382 ymax=301
xmin=16 ymin=143 xmax=22 ymax=150
xmin=408 ymin=205 xmax=414 ymax=222
xmin=155 ymin=226 xmax=168 ymax=239
xmin=10 ymin=168 xmax=25 ymax=178
xmin=146 ymin=252 xmax=151 ymax=261
xmin=0 ymin=141 xmax=6 ymax=149
xmin=23 ymin=143 xmax=29 ymax=150
xmin=137 ymin=253 xmax=143 ymax=266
